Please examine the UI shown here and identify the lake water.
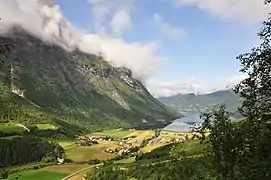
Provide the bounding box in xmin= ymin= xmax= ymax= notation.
xmin=164 ymin=112 xmax=203 ymax=132
xmin=164 ymin=112 xmax=238 ymax=132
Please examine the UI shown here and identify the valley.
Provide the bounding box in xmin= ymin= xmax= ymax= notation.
xmin=1 ymin=0 xmax=271 ymax=179
xmin=3 ymin=127 xmax=202 ymax=180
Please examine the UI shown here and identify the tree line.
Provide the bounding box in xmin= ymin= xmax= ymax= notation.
xmin=0 ymin=135 xmax=65 ymax=167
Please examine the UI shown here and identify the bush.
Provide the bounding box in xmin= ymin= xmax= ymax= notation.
xmin=88 ymin=159 xmax=101 ymax=165
xmin=0 ymin=168 xmax=8 ymax=180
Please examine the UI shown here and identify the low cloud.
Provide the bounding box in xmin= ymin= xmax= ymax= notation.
xmin=152 ymin=13 xmax=186 ymax=39
xmin=147 ymin=74 xmax=248 ymax=97
xmin=173 ymin=0 xmax=271 ymax=23
xmin=0 ymin=0 xmax=162 ymax=80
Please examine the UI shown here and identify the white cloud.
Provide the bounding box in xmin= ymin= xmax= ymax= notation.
xmin=78 ymin=35 xmax=163 ymax=79
xmin=147 ymin=74 xmax=248 ymax=97
xmin=152 ymin=13 xmax=186 ymax=39
xmin=87 ymin=0 xmax=135 ymax=36
xmin=0 ymin=0 xmax=161 ymax=80
xmin=110 ymin=8 xmax=133 ymax=36
xmin=173 ymin=0 xmax=271 ymax=23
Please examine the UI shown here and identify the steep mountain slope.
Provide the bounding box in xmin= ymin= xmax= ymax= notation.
xmin=0 ymin=28 xmax=179 ymax=131
xmin=157 ymin=90 xmax=240 ymax=113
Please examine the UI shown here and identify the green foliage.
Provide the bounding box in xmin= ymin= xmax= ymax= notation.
xmin=35 ymin=124 xmax=57 ymax=130
xmin=0 ymin=136 xmax=65 ymax=167
xmin=171 ymin=139 xmax=210 ymax=158
xmin=0 ymin=31 xmax=179 ymax=132
xmin=0 ymin=42 xmax=13 ymax=69
xmin=154 ymin=129 xmax=161 ymax=137
xmin=136 ymin=144 xmax=173 ymax=162
xmin=0 ymin=123 xmax=26 ymax=137
xmin=196 ymin=5 xmax=271 ymax=178
xmin=88 ymin=138 xmax=212 ymax=179
xmin=88 ymin=156 xmax=216 ymax=180
xmin=7 ymin=170 xmax=67 ymax=180
xmin=0 ymin=168 xmax=8 ymax=179
xmin=0 ymin=84 xmax=23 ymax=122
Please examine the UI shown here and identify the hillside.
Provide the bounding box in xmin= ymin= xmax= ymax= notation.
xmin=0 ymin=27 xmax=179 ymax=132
xmin=87 ymin=139 xmax=213 ymax=180
xmin=157 ymin=90 xmax=240 ymax=113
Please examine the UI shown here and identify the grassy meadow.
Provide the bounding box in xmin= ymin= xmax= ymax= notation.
xmin=88 ymin=129 xmax=133 ymax=140
xmin=58 ymin=140 xmax=121 ymax=161
xmin=7 ymin=164 xmax=90 ymax=180
xmin=0 ymin=123 xmax=26 ymax=134
xmin=35 ymin=124 xmax=57 ymax=130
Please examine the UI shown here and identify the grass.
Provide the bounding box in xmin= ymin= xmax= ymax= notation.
xmin=7 ymin=170 xmax=67 ymax=180
xmin=127 ymin=130 xmax=155 ymax=143
xmin=141 ymin=142 xmax=167 ymax=153
xmin=7 ymin=164 xmax=90 ymax=180
xmin=64 ymin=141 xmax=120 ymax=161
xmin=35 ymin=124 xmax=57 ymax=130
xmin=0 ymin=123 xmax=26 ymax=134
xmin=89 ymin=129 xmax=133 ymax=140
xmin=42 ymin=164 xmax=90 ymax=174
xmin=171 ymin=139 xmax=210 ymax=157
xmin=116 ymin=157 xmax=136 ymax=164
xmin=58 ymin=140 xmax=76 ymax=150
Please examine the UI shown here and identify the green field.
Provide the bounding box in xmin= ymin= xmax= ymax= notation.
xmin=58 ymin=141 xmax=76 ymax=149
xmin=89 ymin=129 xmax=133 ymax=139
xmin=35 ymin=124 xmax=57 ymax=130
xmin=64 ymin=141 xmax=119 ymax=161
xmin=58 ymin=139 xmax=120 ymax=161
xmin=0 ymin=123 xmax=26 ymax=134
xmin=7 ymin=170 xmax=67 ymax=180
xmin=7 ymin=164 xmax=90 ymax=180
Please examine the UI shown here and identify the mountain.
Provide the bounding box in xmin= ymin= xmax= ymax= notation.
xmin=0 ymin=27 xmax=179 ymax=132
xmin=157 ymin=90 xmax=240 ymax=113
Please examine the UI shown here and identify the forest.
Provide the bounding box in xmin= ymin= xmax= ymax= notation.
xmin=0 ymin=136 xmax=65 ymax=167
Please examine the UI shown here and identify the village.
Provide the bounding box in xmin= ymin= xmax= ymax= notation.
xmin=76 ymin=129 xmax=193 ymax=158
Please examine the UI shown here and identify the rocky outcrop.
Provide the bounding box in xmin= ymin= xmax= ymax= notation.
xmin=77 ymin=63 xmax=141 ymax=89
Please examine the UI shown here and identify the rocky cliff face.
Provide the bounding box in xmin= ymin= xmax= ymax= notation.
xmin=0 ymin=27 xmax=179 ymax=130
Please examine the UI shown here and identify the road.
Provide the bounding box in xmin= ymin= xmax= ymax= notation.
xmin=61 ymin=164 xmax=103 ymax=180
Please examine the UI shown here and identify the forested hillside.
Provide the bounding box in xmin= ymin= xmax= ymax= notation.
xmin=0 ymin=27 xmax=179 ymax=132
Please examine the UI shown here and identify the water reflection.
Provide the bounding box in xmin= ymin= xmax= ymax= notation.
xmin=164 ymin=112 xmax=202 ymax=132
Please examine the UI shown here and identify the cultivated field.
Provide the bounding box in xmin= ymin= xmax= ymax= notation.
xmin=7 ymin=170 xmax=67 ymax=180
xmin=88 ymin=129 xmax=133 ymax=140
xmin=59 ymin=140 xmax=121 ymax=161
xmin=6 ymin=129 xmax=203 ymax=180
xmin=7 ymin=164 xmax=90 ymax=180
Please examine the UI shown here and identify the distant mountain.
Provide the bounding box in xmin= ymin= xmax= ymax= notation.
xmin=157 ymin=90 xmax=240 ymax=113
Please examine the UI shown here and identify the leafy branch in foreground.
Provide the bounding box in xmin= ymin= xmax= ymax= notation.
xmin=196 ymin=1 xmax=271 ymax=178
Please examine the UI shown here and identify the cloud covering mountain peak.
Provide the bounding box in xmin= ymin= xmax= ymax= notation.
xmin=0 ymin=0 xmax=162 ymax=80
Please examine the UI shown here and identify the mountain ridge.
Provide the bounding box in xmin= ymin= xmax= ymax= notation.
xmin=0 ymin=26 xmax=179 ymax=132
xmin=157 ymin=90 xmax=240 ymax=113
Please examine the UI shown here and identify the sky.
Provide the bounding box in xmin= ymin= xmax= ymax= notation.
xmin=0 ymin=0 xmax=271 ymax=97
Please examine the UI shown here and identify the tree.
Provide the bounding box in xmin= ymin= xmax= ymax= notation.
xmin=154 ymin=129 xmax=161 ymax=137
xmin=197 ymin=1 xmax=271 ymax=179
xmin=0 ymin=42 xmax=13 ymax=69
